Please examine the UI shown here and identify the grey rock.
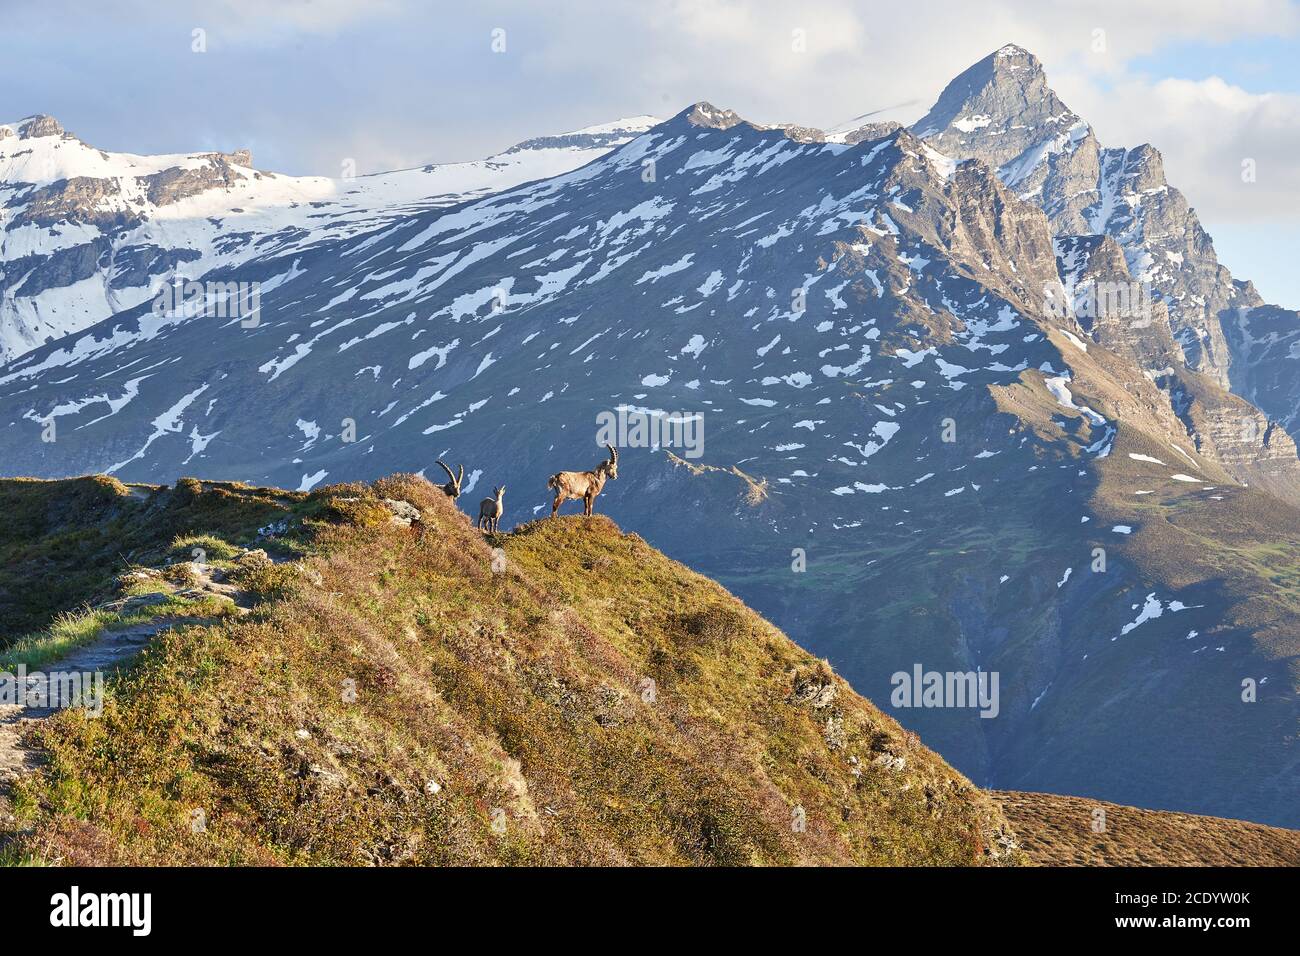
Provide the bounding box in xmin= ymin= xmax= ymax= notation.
xmin=915 ymin=43 xmax=1300 ymax=457
xmin=380 ymin=498 xmax=421 ymax=527
xmin=18 ymin=114 xmax=64 ymax=139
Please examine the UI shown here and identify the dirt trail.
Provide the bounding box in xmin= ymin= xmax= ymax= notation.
xmin=0 ymin=620 xmax=183 ymax=782
xmin=0 ymin=550 xmax=286 ymax=788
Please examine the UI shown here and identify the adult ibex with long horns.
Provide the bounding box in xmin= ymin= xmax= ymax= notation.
xmin=548 ymin=444 xmax=618 ymax=517
xmin=435 ymin=459 xmax=463 ymax=499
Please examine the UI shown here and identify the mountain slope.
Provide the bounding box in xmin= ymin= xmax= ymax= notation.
xmin=0 ymin=55 xmax=1296 ymax=830
xmin=994 ymin=790 xmax=1300 ymax=866
xmin=0 ymin=113 xmax=657 ymax=362
xmin=914 ymin=44 xmax=1300 ymax=448
xmin=2 ymin=472 xmax=1294 ymax=866
xmin=0 ymin=473 xmax=1019 ymax=866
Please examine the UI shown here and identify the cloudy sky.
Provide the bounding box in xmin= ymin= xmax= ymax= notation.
xmin=4 ymin=0 xmax=1298 ymax=305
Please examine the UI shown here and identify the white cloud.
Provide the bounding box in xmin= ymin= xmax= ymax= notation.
xmin=5 ymin=0 xmax=1298 ymax=257
xmin=174 ymin=0 xmax=407 ymax=38
xmin=1069 ymin=75 xmax=1300 ymax=226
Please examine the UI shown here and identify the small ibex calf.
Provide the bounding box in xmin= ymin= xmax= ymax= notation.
xmin=548 ymin=444 xmax=618 ymax=517
xmin=436 ymin=459 xmax=464 ymax=499
xmin=477 ymin=485 xmax=505 ymax=533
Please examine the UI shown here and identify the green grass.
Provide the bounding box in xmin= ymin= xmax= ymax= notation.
xmin=0 ymin=476 xmax=302 ymax=644
xmin=0 ymin=607 xmax=117 ymax=671
xmin=0 ymin=474 xmax=1021 ymax=867
xmin=169 ymin=533 xmax=243 ymax=563
xmin=0 ymin=589 xmax=237 ymax=673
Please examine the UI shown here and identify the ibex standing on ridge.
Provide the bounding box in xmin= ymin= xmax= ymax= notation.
xmin=435 ymin=459 xmax=463 ymax=499
xmin=477 ymin=486 xmax=505 ymax=533
xmin=548 ymin=444 xmax=618 ymax=517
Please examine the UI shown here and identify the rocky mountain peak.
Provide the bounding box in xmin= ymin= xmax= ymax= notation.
xmin=684 ymin=101 xmax=745 ymax=130
xmin=912 ymin=44 xmax=1082 ymax=169
xmin=991 ymin=43 xmax=1042 ymax=71
xmin=18 ymin=114 xmax=66 ymax=139
xmin=910 ymin=45 xmax=1295 ymax=418
xmin=218 ymin=148 xmax=253 ymax=167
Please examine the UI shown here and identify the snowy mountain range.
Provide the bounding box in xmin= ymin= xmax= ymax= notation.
xmin=0 ymin=112 xmax=657 ymax=361
xmin=1 ymin=47 xmax=1297 ymax=828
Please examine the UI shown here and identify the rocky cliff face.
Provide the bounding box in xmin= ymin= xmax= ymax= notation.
xmin=1054 ymin=234 xmax=1180 ymax=369
xmin=1221 ymin=293 xmax=1300 ymax=440
xmin=913 ymin=45 xmax=1300 ymax=448
xmin=1052 ymin=232 xmax=1300 ymax=498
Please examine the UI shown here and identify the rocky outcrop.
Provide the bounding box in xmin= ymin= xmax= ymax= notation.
xmin=947 ymin=156 xmax=1060 ymax=298
xmin=19 ymin=114 xmax=65 ymax=139
xmin=1054 ymin=234 xmax=1182 ymax=370
xmin=142 ymin=157 xmax=245 ymax=207
xmin=685 ymin=101 xmax=746 ymax=130
xmin=838 ymin=121 xmax=903 ymax=145
xmin=4 ymin=241 xmax=112 ymax=299
xmin=7 ymin=176 xmax=138 ymax=231
xmin=108 ymin=245 xmax=203 ymax=290
xmin=912 ymin=44 xmax=1299 ymax=423
xmin=1156 ymin=367 xmax=1300 ymax=502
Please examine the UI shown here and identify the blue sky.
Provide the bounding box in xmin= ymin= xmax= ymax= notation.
xmin=1116 ymin=34 xmax=1300 ymax=308
xmin=2 ymin=0 xmax=1298 ymax=306
xmin=1128 ymin=36 xmax=1300 ymax=92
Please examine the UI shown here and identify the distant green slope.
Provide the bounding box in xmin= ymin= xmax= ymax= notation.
xmin=995 ymin=790 xmax=1300 ymax=866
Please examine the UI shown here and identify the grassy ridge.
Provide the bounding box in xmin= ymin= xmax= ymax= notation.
xmin=0 ymin=475 xmax=296 ymax=644
xmin=995 ymin=790 xmax=1300 ymax=866
xmin=0 ymin=474 xmax=1018 ymax=866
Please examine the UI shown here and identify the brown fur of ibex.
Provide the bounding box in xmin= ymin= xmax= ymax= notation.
xmin=548 ymin=444 xmax=618 ymax=517
xmin=477 ymin=485 xmax=505 ymax=533
xmin=436 ymin=459 xmax=464 ymax=499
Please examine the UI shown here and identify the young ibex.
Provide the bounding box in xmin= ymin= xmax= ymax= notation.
xmin=548 ymin=444 xmax=618 ymax=517
xmin=435 ymin=459 xmax=464 ymax=499
xmin=477 ymin=485 xmax=505 ymax=533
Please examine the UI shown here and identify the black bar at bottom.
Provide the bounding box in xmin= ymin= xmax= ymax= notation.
xmin=0 ymin=864 xmax=1285 ymax=941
